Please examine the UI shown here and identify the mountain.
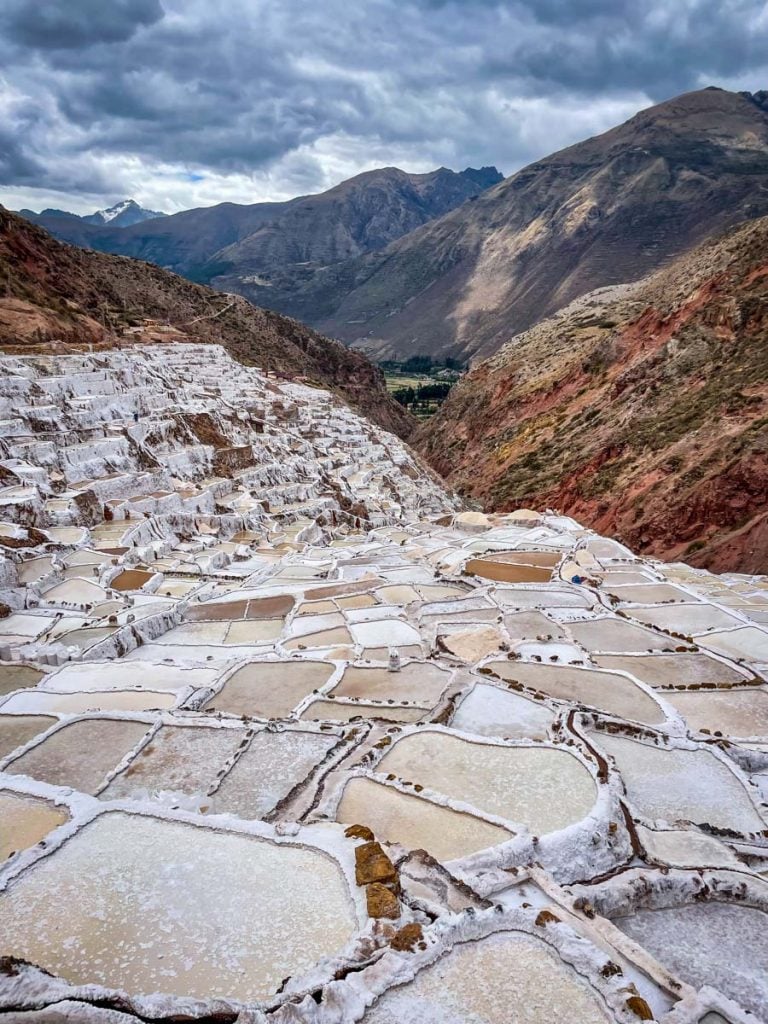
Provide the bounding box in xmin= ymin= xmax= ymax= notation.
xmin=21 ymin=199 xmax=166 ymax=230
xmin=17 ymin=165 xmax=502 ymax=292
xmin=300 ymin=88 xmax=768 ymax=362
xmin=0 ymin=206 xmax=413 ymax=439
xmin=81 ymin=199 xmax=167 ymax=226
xmin=417 ymin=214 xmax=768 ymax=573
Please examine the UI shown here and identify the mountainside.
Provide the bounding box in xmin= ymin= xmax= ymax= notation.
xmin=208 ymin=165 xmax=503 ymax=314
xmin=18 ymin=166 xmax=502 ymax=290
xmin=307 ymin=88 xmax=768 ymax=362
xmin=0 ymin=207 xmax=413 ymax=439
xmin=418 ymin=215 xmax=768 ymax=573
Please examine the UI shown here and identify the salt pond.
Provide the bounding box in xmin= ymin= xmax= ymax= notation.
xmin=336 ymin=776 xmax=512 ymax=861
xmin=363 ymin=930 xmax=610 ymax=1023
xmin=378 ymin=730 xmax=597 ymax=834
xmin=614 ymin=903 xmax=768 ymax=1021
xmin=0 ymin=812 xmax=356 ymax=1001
xmin=592 ymin=732 xmax=765 ymax=833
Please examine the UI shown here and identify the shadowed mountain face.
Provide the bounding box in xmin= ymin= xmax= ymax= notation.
xmin=0 ymin=208 xmax=415 ymax=439
xmin=417 ymin=214 xmax=768 ymax=573
xmin=18 ymin=166 xmax=502 ymax=294
xmin=301 ymin=88 xmax=768 ymax=362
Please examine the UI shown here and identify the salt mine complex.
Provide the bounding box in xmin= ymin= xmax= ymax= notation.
xmin=0 ymin=342 xmax=766 ymax=1024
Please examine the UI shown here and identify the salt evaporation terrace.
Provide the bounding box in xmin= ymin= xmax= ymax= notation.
xmin=0 ymin=345 xmax=767 ymax=1023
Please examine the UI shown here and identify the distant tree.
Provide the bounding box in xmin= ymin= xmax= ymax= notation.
xmin=393 ymin=386 xmax=416 ymax=407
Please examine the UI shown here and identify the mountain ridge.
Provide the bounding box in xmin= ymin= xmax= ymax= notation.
xmin=305 ymin=87 xmax=768 ymax=361
xmin=17 ymin=166 xmax=502 ymax=287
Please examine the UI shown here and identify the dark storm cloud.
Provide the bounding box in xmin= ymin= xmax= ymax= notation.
xmin=3 ymin=0 xmax=163 ymax=49
xmin=1 ymin=0 xmax=766 ymax=207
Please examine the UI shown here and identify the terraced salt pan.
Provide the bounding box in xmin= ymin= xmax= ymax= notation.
xmin=212 ymin=729 xmax=337 ymax=818
xmin=0 ymin=812 xmax=357 ymax=1001
xmin=635 ymin=825 xmax=741 ymax=869
xmin=378 ymin=731 xmax=597 ymax=834
xmin=303 ymin=700 xmax=426 ymax=722
xmin=101 ymin=724 xmax=244 ymax=801
xmin=0 ymin=614 xmax=49 ymax=643
xmin=284 ymin=626 xmax=353 ymax=650
xmin=349 ymin=619 xmax=421 ymax=648
xmin=0 ymin=689 xmax=176 ymax=714
xmin=5 ymin=718 xmax=151 ymax=794
xmin=592 ymin=733 xmax=765 ymax=833
xmin=45 ymin=661 xmax=219 ymax=693
xmin=465 ymin=557 xmax=554 ymax=584
xmin=0 ymin=664 xmax=44 ymax=697
xmin=363 ymin=929 xmax=610 ymax=1023
xmin=697 ymin=626 xmax=768 ymax=663
xmin=603 ymin=583 xmax=693 ymax=603
xmin=0 ymin=790 xmax=69 ymax=860
xmin=614 ymin=903 xmax=768 ymax=1020
xmin=451 ymin=683 xmax=554 ymax=739
xmin=0 ymin=715 xmax=57 ymax=760
xmin=336 ymin=776 xmax=512 ymax=861
xmin=204 ymin=661 xmax=334 ymax=718
xmin=486 ymin=660 xmax=665 ymax=724
xmin=332 ymin=662 xmax=449 ymax=703
xmin=628 ymin=603 xmax=743 ymax=634
xmin=594 ymin=653 xmax=750 ymax=688
xmin=664 ymin=688 xmax=768 ymax=739
xmin=504 ymin=611 xmax=566 ymax=640
xmin=568 ymin=618 xmax=673 ymax=653
xmin=492 ymin=587 xmax=592 ymax=610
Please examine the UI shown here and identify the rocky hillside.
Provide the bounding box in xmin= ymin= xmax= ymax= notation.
xmin=310 ymin=88 xmax=768 ymax=362
xmin=0 ymin=207 xmax=414 ymax=439
xmin=19 ymin=166 xmax=502 ymax=293
xmin=418 ymin=215 xmax=768 ymax=573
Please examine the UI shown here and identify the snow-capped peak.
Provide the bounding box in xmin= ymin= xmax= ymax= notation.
xmin=98 ymin=199 xmax=135 ymax=223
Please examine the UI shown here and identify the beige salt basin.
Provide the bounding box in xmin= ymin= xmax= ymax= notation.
xmin=301 ymin=700 xmax=427 ymax=723
xmin=594 ymin=653 xmax=751 ymax=688
xmin=5 ymin=718 xmax=152 ymax=794
xmin=592 ymin=732 xmax=765 ymax=833
xmin=568 ymin=618 xmax=673 ymax=653
xmin=211 ymin=729 xmax=338 ymax=819
xmin=628 ymin=603 xmax=743 ymax=634
xmin=331 ymin=662 xmax=449 ymax=703
xmin=664 ymin=688 xmax=768 ymax=739
xmin=0 ymin=715 xmax=57 ymax=760
xmin=109 ymin=568 xmax=155 ymax=592
xmin=336 ymin=776 xmax=512 ymax=861
xmin=203 ymin=661 xmax=334 ymax=718
xmin=485 ymin=660 xmax=665 ymax=724
xmin=0 ymin=790 xmax=69 ymax=860
xmin=377 ymin=730 xmax=597 ymax=834
xmin=362 ymin=929 xmax=610 ymax=1023
xmin=0 ymin=689 xmax=177 ymax=714
xmin=465 ymin=558 xmax=554 ymax=584
xmin=0 ymin=664 xmax=45 ymax=697
xmin=0 ymin=812 xmax=357 ymax=1002
xmin=100 ymin=724 xmax=244 ymax=801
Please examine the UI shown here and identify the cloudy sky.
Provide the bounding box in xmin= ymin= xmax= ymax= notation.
xmin=1 ymin=0 xmax=767 ymax=215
